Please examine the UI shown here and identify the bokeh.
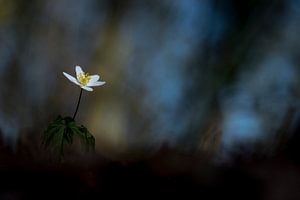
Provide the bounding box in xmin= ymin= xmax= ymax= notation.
xmin=1 ymin=0 xmax=300 ymax=199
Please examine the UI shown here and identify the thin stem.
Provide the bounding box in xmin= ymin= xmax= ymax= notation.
xmin=59 ymin=129 xmax=65 ymax=162
xmin=72 ymin=88 xmax=83 ymax=120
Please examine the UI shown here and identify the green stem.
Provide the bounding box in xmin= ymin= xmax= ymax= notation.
xmin=72 ymin=88 xmax=83 ymax=120
xmin=59 ymin=129 xmax=65 ymax=162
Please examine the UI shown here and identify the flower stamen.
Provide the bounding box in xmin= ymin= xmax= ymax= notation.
xmin=78 ymin=73 xmax=91 ymax=86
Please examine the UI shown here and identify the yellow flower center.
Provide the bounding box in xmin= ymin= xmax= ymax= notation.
xmin=78 ymin=73 xmax=91 ymax=86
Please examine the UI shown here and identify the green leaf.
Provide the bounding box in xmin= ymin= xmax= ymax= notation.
xmin=42 ymin=116 xmax=65 ymax=147
xmin=79 ymin=125 xmax=95 ymax=153
xmin=64 ymin=128 xmax=73 ymax=145
xmin=42 ymin=115 xmax=95 ymax=160
xmin=69 ymin=124 xmax=95 ymax=153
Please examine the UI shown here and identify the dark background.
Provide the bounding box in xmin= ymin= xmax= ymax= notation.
xmin=1 ymin=0 xmax=300 ymax=199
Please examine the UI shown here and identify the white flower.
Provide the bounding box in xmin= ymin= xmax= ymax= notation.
xmin=63 ymin=65 xmax=106 ymax=91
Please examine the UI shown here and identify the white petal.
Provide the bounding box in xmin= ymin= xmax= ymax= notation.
xmin=89 ymin=75 xmax=100 ymax=83
xmin=75 ymin=65 xmax=84 ymax=78
xmin=63 ymin=72 xmax=80 ymax=86
xmin=88 ymin=81 xmax=106 ymax=87
xmin=82 ymin=86 xmax=93 ymax=91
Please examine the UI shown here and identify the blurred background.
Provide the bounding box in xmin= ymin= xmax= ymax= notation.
xmin=1 ymin=0 xmax=300 ymax=199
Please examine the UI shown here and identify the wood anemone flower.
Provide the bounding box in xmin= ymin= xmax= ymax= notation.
xmin=63 ymin=65 xmax=105 ymax=91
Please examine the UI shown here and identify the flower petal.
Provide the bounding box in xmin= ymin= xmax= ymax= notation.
xmin=75 ymin=65 xmax=84 ymax=78
xmin=63 ymin=72 xmax=80 ymax=86
xmin=88 ymin=81 xmax=106 ymax=87
xmin=81 ymin=86 xmax=93 ymax=91
xmin=89 ymin=75 xmax=100 ymax=83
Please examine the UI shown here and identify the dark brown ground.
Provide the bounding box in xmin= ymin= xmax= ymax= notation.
xmin=1 ymin=139 xmax=300 ymax=200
